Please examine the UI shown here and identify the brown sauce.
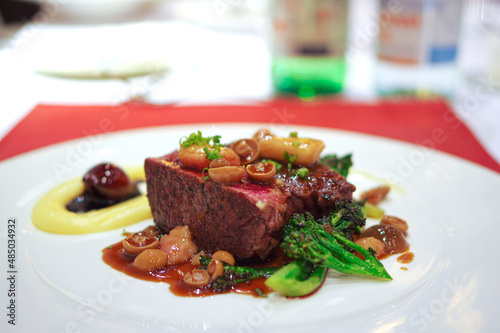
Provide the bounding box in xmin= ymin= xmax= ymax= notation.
xmin=397 ymin=252 xmax=414 ymax=264
xmin=102 ymin=240 xmax=289 ymax=297
xmin=103 ymin=222 xmax=413 ymax=297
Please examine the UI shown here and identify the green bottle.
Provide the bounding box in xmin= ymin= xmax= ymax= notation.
xmin=270 ymin=0 xmax=349 ymax=99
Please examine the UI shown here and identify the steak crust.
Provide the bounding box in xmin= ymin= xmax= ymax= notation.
xmin=145 ymin=152 xmax=355 ymax=260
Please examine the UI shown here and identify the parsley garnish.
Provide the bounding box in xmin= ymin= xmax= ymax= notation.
xmin=261 ymin=159 xmax=283 ymax=172
xmin=179 ymin=131 xmax=224 ymax=161
xmin=179 ymin=131 xmax=221 ymax=149
xmin=297 ymin=167 xmax=310 ymax=179
xmin=202 ymin=167 xmax=210 ymax=181
xmin=283 ymin=151 xmax=297 ymax=170
xmin=203 ymin=146 xmax=222 ymax=161
xmin=283 ymin=151 xmax=297 ymax=164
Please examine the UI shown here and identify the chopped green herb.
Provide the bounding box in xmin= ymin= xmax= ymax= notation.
xmin=203 ymin=146 xmax=221 ymax=161
xmin=179 ymin=131 xmax=222 ymax=149
xmin=283 ymin=151 xmax=297 ymax=170
xmin=202 ymin=168 xmax=210 ymax=181
xmin=289 ymin=131 xmax=298 ymax=138
xmin=293 ymin=141 xmax=300 ymax=147
xmin=121 ymin=228 xmax=128 ymax=236
xmin=297 ymin=167 xmax=309 ymax=179
xmin=261 ymin=159 xmax=283 ymax=172
xmin=283 ymin=151 xmax=297 ymax=164
xmin=212 ymin=135 xmax=221 ymax=145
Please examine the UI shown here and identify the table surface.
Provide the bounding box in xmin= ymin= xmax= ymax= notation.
xmin=1 ymin=0 xmax=499 ymax=165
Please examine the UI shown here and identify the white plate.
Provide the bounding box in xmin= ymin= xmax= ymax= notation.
xmin=1 ymin=124 xmax=499 ymax=332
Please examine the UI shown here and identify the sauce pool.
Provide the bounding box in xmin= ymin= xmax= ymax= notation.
xmin=102 ymin=241 xmax=289 ymax=297
xmin=102 ymin=221 xmax=414 ymax=297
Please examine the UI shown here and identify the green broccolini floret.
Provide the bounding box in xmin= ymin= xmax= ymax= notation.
xmin=317 ymin=199 xmax=366 ymax=241
xmin=281 ymin=210 xmax=392 ymax=280
xmin=199 ymin=256 xmax=280 ymax=293
xmin=200 ymin=199 xmax=390 ymax=297
xmin=320 ymin=153 xmax=353 ymax=178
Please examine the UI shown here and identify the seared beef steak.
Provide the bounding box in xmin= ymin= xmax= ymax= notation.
xmin=145 ymin=152 xmax=355 ymax=260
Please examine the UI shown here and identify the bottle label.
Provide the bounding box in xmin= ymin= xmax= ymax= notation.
xmin=378 ymin=0 xmax=425 ymax=64
xmin=378 ymin=0 xmax=461 ymax=65
xmin=427 ymin=0 xmax=462 ymax=63
xmin=272 ymin=0 xmax=348 ymax=58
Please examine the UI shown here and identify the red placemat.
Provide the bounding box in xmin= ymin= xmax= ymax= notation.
xmin=1 ymin=99 xmax=499 ymax=173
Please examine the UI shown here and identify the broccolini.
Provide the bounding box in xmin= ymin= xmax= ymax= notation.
xmin=281 ymin=210 xmax=392 ymax=280
xmin=199 ymin=256 xmax=280 ymax=293
xmin=320 ymin=153 xmax=353 ymax=178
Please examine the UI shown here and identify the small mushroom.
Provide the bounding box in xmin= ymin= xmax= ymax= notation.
xmin=122 ymin=233 xmax=159 ymax=255
xmin=133 ymin=249 xmax=167 ymax=271
xmin=258 ymin=136 xmax=325 ymax=166
xmin=207 ymin=259 xmax=224 ymax=281
xmin=212 ymin=250 xmax=236 ymax=266
xmin=231 ymin=139 xmax=260 ymax=165
xmin=183 ymin=269 xmax=210 ymax=287
xmin=355 ymin=237 xmax=386 ymax=259
xmin=360 ymin=186 xmax=391 ymax=205
xmin=246 ymin=162 xmax=277 ymax=183
xmin=252 ymin=129 xmax=274 ymax=142
xmin=209 ymin=158 xmax=231 ymax=169
xmin=381 ymin=215 xmax=409 ymax=235
xmin=208 ymin=166 xmax=245 ymax=183
xmin=178 ymin=145 xmax=240 ymax=170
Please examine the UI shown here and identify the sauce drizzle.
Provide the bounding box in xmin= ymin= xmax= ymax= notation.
xmin=397 ymin=252 xmax=414 ymax=264
xmin=102 ymin=239 xmax=288 ymax=297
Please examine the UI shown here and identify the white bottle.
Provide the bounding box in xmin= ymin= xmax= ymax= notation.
xmin=375 ymin=0 xmax=463 ymax=97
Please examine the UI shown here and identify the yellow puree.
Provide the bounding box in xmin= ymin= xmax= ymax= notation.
xmin=32 ymin=166 xmax=152 ymax=234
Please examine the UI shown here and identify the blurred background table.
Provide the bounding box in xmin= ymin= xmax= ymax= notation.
xmin=0 ymin=0 xmax=499 ymax=167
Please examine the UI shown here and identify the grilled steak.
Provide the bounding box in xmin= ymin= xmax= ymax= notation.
xmin=145 ymin=151 xmax=355 ymax=261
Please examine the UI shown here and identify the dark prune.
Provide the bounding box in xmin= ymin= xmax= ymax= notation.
xmin=67 ymin=163 xmax=140 ymax=213
xmin=83 ymin=163 xmax=138 ymax=200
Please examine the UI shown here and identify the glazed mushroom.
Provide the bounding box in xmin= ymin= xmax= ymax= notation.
xmin=208 ymin=166 xmax=246 ymax=183
xmin=212 ymin=250 xmax=236 ymax=266
xmin=183 ymin=270 xmax=210 ymax=287
xmin=231 ymin=139 xmax=260 ymax=165
xmin=122 ymin=233 xmax=160 ymax=255
xmin=246 ymin=162 xmax=277 ymax=183
xmin=133 ymin=249 xmax=168 ymax=271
